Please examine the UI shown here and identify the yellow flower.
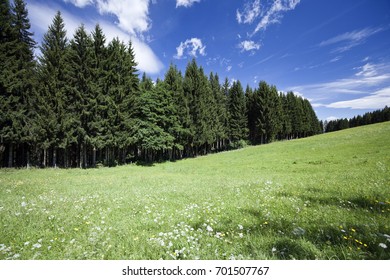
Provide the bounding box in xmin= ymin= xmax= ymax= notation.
xmin=263 ymin=221 xmax=268 ymax=225
xmin=343 ymin=236 xmax=348 ymax=240
xmin=74 ymin=228 xmax=79 ymax=231
xmin=351 ymin=228 xmax=356 ymax=232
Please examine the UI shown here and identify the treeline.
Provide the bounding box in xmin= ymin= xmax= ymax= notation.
xmin=325 ymin=106 xmax=390 ymax=133
xmin=0 ymin=1 xmax=322 ymax=168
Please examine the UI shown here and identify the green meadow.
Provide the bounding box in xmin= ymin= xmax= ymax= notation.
xmin=0 ymin=122 xmax=389 ymax=260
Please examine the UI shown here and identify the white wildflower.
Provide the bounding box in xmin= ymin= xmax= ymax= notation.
xmin=379 ymin=243 xmax=387 ymax=249
xmin=238 ymin=224 xmax=243 ymax=230
xmin=206 ymin=225 xmax=213 ymax=232
xmin=239 ymin=233 xmax=244 ymax=238
xmin=21 ymin=201 xmax=27 ymax=207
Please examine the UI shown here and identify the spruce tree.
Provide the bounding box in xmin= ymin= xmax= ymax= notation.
xmin=0 ymin=0 xmax=36 ymax=167
xmin=228 ymin=80 xmax=248 ymax=142
xmin=37 ymin=11 xmax=68 ymax=167
xmin=164 ymin=64 xmax=191 ymax=159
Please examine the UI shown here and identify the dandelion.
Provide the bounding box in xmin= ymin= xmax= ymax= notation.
xmin=379 ymin=243 xmax=387 ymax=249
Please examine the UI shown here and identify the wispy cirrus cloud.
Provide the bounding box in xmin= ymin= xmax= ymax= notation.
xmin=64 ymin=0 xmax=93 ymax=8
xmin=326 ymin=86 xmax=390 ymax=109
xmin=174 ymin=38 xmax=206 ymax=59
xmin=288 ymin=61 xmax=390 ymax=110
xmin=319 ymin=27 xmax=385 ymax=53
xmin=176 ymin=0 xmax=201 ymax=8
xmin=238 ymin=40 xmax=261 ymax=53
xmin=252 ymin=0 xmax=300 ymax=35
xmin=236 ymin=0 xmax=261 ymax=24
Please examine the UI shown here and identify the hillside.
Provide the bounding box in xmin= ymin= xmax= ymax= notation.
xmin=0 ymin=122 xmax=389 ymax=260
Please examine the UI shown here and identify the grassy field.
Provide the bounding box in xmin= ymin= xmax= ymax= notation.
xmin=0 ymin=122 xmax=389 ymax=260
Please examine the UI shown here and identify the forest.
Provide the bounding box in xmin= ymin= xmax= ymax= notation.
xmin=0 ymin=0 xmax=322 ymax=168
xmin=324 ymin=106 xmax=390 ymax=133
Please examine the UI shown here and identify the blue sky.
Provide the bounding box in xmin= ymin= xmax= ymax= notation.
xmin=25 ymin=0 xmax=390 ymax=121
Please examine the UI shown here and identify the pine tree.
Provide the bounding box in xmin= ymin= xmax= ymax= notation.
xmin=164 ymin=64 xmax=191 ymax=159
xmin=228 ymin=80 xmax=248 ymax=142
xmin=89 ymin=24 xmax=107 ymax=166
xmin=0 ymin=0 xmax=36 ymax=167
xmin=37 ymin=11 xmax=68 ymax=167
xmin=65 ymin=24 xmax=94 ymax=168
xmin=210 ymin=72 xmax=228 ymax=150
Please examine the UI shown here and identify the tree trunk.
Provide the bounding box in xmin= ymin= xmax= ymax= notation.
xmin=43 ymin=148 xmax=47 ymax=168
xmin=92 ymin=147 xmax=96 ymax=168
xmin=8 ymin=143 xmax=13 ymax=168
xmin=53 ymin=148 xmax=57 ymax=168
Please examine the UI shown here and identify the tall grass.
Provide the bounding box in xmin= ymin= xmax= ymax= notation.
xmin=0 ymin=122 xmax=389 ymax=259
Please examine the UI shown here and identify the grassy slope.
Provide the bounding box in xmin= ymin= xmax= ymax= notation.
xmin=0 ymin=122 xmax=389 ymax=260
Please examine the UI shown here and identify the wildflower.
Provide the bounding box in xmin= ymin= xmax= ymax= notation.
xmin=206 ymin=225 xmax=213 ymax=232
xmin=21 ymin=202 xmax=27 ymax=207
xmin=272 ymin=247 xmax=277 ymax=253
xmin=24 ymin=241 xmax=30 ymax=246
xmin=238 ymin=224 xmax=243 ymax=230
xmin=74 ymin=228 xmax=79 ymax=231
xmin=13 ymin=253 xmax=21 ymax=259
xmin=238 ymin=233 xmax=243 ymax=238
xmin=351 ymin=228 xmax=356 ymax=232
xmin=343 ymin=236 xmax=348 ymax=240
xmin=379 ymin=243 xmax=387 ymax=249
xmin=263 ymin=221 xmax=268 ymax=225
xmin=32 ymin=243 xmax=41 ymax=249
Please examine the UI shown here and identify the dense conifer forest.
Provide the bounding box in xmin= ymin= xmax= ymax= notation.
xmin=324 ymin=106 xmax=390 ymax=133
xmin=0 ymin=0 xmax=322 ymax=168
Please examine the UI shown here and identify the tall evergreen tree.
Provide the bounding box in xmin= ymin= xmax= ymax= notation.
xmin=37 ymin=11 xmax=68 ymax=167
xmin=65 ymin=24 xmax=94 ymax=168
xmin=228 ymin=80 xmax=248 ymax=142
xmin=164 ymin=64 xmax=191 ymax=159
xmin=0 ymin=0 xmax=36 ymax=167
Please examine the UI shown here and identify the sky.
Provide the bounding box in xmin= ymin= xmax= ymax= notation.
xmin=25 ymin=0 xmax=390 ymax=121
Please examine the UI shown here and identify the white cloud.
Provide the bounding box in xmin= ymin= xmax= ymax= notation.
xmin=226 ymin=65 xmax=232 ymax=72
xmin=355 ymin=62 xmax=382 ymax=78
xmin=174 ymin=38 xmax=206 ymax=59
xmin=95 ymin=0 xmax=151 ymax=35
xmin=28 ymin=1 xmax=163 ymax=74
xmin=326 ymin=87 xmax=390 ymax=110
xmin=252 ymin=0 xmax=301 ymax=35
xmin=176 ymin=0 xmax=201 ymax=8
xmin=238 ymin=40 xmax=261 ymax=52
xmin=319 ymin=27 xmax=384 ymax=53
xmin=236 ymin=0 xmax=261 ymax=24
xmin=64 ymin=0 xmax=93 ymax=8
xmin=288 ymin=61 xmax=390 ymax=109
xmin=326 ymin=116 xmax=339 ymax=122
